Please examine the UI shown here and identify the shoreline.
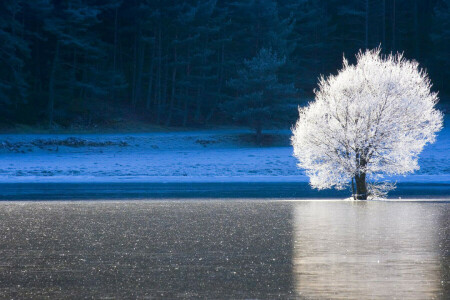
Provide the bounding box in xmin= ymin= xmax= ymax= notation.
xmin=1 ymin=181 xmax=449 ymax=201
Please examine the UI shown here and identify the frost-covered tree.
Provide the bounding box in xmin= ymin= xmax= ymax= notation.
xmin=291 ymin=48 xmax=443 ymax=200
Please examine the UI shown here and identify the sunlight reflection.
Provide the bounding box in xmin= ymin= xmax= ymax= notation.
xmin=292 ymin=201 xmax=444 ymax=299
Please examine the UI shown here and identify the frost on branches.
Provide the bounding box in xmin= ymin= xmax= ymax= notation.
xmin=291 ymin=48 xmax=443 ymax=200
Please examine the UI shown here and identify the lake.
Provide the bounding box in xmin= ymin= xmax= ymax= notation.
xmin=0 ymin=200 xmax=448 ymax=299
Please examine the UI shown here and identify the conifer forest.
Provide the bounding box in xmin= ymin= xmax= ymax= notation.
xmin=1 ymin=0 xmax=449 ymax=130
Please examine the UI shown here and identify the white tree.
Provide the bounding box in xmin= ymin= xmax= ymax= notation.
xmin=291 ymin=48 xmax=443 ymax=200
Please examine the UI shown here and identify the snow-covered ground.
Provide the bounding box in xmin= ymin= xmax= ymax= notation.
xmin=0 ymin=116 xmax=449 ymax=184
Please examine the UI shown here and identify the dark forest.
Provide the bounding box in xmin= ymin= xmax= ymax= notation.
xmin=1 ymin=0 xmax=449 ymax=131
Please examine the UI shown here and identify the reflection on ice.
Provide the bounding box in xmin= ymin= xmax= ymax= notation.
xmin=293 ymin=201 xmax=446 ymax=299
xmin=0 ymin=200 xmax=447 ymax=298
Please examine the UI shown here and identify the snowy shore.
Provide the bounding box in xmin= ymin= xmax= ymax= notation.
xmin=0 ymin=118 xmax=449 ymax=185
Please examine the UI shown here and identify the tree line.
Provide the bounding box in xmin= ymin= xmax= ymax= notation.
xmin=1 ymin=0 xmax=448 ymax=131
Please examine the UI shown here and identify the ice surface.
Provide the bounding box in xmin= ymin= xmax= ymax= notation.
xmin=0 ymin=200 xmax=448 ymax=298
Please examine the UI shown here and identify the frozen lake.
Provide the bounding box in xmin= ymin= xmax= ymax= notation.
xmin=0 ymin=200 xmax=448 ymax=299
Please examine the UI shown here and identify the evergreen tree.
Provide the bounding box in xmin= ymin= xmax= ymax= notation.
xmin=43 ymin=0 xmax=106 ymax=126
xmin=224 ymin=48 xmax=297 ymax=143
xmin=0 ymin=0 xmax=30 ymax=117
xmin=333 ymin=0 xmax=369 ymax=51
xmin=287 ymin=0 xmax=337 ymax=94
xmin=227 ymin=0 xmax=295 ymax=58
xmin=431 ymin=0 xmax=449 ymax=94
xmin=0 ymin=0 xmax=448 ymax=128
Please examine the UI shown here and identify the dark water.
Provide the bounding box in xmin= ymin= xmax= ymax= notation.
xmin=0 ymin=200 xmax=448 ymax=299
xmin=1 ymin=182 xmax=449 ymax=200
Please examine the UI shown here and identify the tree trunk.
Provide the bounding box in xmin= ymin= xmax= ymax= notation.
xmin=111 ymin=5 xmax=118 ymax=100
xmin=48 ymin=40 xmax=60 ymax=127
xmin=182 ymin=87 xmax=188 ymax=127
xmin=156 ymin=26 xmax=162 ymax=124
xmin=354 ymin=173 xmax=368 ymax=200
xmin=182 ymin=36 xmax=191 ymax=127
xmin=146 ymin=44 xmax=155 ymax=110
xmin=71 ymin=49 xmax=77 ymax=99
xmin=113 ymin=6 xmax=118 ymax=75
xmin=195 ymin=85 xmax=202 ymax=123
xmin=351 ymin=177 xmax=356 ymax=200
xmin=206 ymin=41 xmax=225 ymax=124
xmin=132 ymin=21 xmax=144 ymax=108
xmin=255 ymin=121 xmax=262 ymax=145
xmin=414 ymin=0 xmax=419 ymax=58
xmin=365 ymin=0 xmax=369 ymax=49
xmin=194 ymin=38 xmax=208 ymax=124
xmin=392 ymin=0 xmax=396 ymax=50
xmin=133 ymin=41 xmax=145 ymax=108
xmin=165 ymin=36 xmax=177 ymax=126
xmin=354 ymin=149 xmax=368 ymax=199
xmin=382 ymin=0 xmax=386 ymax=48
xmin=161 ymin=50 xmax=169 ymax=120
xmin=131 ymin=32 xmax=138 ymax=107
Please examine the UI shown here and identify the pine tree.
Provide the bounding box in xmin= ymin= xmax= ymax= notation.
xmin=43 ymin=0 xmax=106 ymax=126
xmin=227 ymin=0 xmax=294 ymax=58
xmin=431 ymin=0 xmax=450 ymax=94
xmin=224 ymin=48 xmax=297 ymax=143
xmin=0 ymin=0 xmax=30 ymax=117
xmin=333 ymin=0 xmax=369 ymax=51
xmin=286 ymin=0 xmax=337 ymax=94
xmin=0 ymin=0 xmax=448 ymax=127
